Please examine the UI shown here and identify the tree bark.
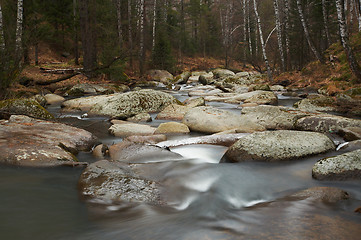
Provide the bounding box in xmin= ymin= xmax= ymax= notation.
xmin=128 ymin=0 xmax=133 ymax=69
xmin=322 ymin=0 xmax=331 ymax=47
xmin=247 ymin=0 xmax=253 ymax=56
xmin=253 ymin=0 xmax=273 ymax=81
xmin=73 ymin=0 xmax=79 ymax=65
xmin=0 ymin=3 xmax=5 ymax=52
xmin=336 ymin=0 xmax=361 ymax=83
xmin=242 ymin=0 xmax=247 ymax=64
xmin=284 ymin=0 xmax=291 ymax=69
xmin=296 ymin=0 xmax=324 ymax=63
xmin=15 ymin=0 xmax=23 ymax=62
xmin=273 ymin=0 xmax=285 ymax=71
xmin=354 ymin=0 xmax=361 ymax=31
xmin=152 ymin=0 xmax=157 ymax=51
xmin=139 ymin=0 xmax=145 ymax=74
xmin=79 ymin=0 xmax=97 ymax=75
xmin=116 ymin=0 xmax=123 ymax=50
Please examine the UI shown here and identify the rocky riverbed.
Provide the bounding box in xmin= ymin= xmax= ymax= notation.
xmin=0 ymin=68 xmax=361 ymax=239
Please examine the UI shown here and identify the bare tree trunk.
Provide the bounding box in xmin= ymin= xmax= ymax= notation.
xmin=322 ymin=0 xmax=331 ymax=47
xmin=79 ymin=0 xmax=97 ymax=75
xmin=253 ymin=0 xmax=273 ymax=81
xmin=296 ymin=0 xmax=324 ymax=63
xmin=15 ymin=0 xmax=23 ymax=62
xmin=139 ymin=0 xmax=145 ymax=74
xmin=354 ymin=0 xmax=361 ymax=31
xmin=128 ymin=0 xmax=133 ymax=69
xmin=336 ymin=0 xmax=361 ymax=83
xmin=273 ymin=0 xmax=285 ymax=71
xmin=116 ymin=0 xmax=123 ymax=50
xmin=242 ymin=0 xmax=247 ymax=64
xmin=152 ymin=0 xmax=157 ymax=51
xmin=284 ymin=0 xmax=291 ymax=69
xmin=247 ymin=0 xmax=253 ymax=56
xmin=0 ymin=4 xmax=5 ymax=52
xmin=73 ymin=0 xmax=79 ymax=65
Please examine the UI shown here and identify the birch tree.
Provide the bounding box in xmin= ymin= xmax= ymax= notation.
xmin=336 ymin=0 xmax=361 ymax=83
xmin=283 ymin=0 xmax=291 ymax=69
xmin=0 ymin=3 xmax=5 ymax=52
xmin=296 ymin=0 xmax=324 ymax=63
xmin=15 ymin=0 xmax=24 ymax=62
xmin=253 ymin=0 xmax=273 ymax=81
xmin=139 ymin=0 xmax=145 ymax=74
xmin=273 ymin=0 xmax=285 ymax=71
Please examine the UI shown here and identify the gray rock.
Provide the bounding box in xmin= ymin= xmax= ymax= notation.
xmin=0 ymin=98 xmax=54 ymax=120
xmin=0 ymin=115 xmax=96 ymax=167
xmin=182 ymin=106 xmax=264 ymax=134
xmin=125 ymin=135 xmax=167 ymax=145
xmin=222 ymin=130 xmax=335 ymax=162
xmin=183 ymin=97 xmax=205 ymax=107
xmin=62 ymin=94 xmax=117 ymax=112
xmin=88 ymin=89 xmax=179 ymax=118
xmin=312 ymin=149 xmax=361 ymax=180
xmin=174 ymin=71 xmax=191 ymax=84
xmin=338 ymin=127 xmax=361 ymax=141
xmin=243 ymin=90 xmax=278 ymax=105
xmin=78 ymin=160 xmax=163 ymax=204
xmin=156 ymin=104 xmax=190 ymax=121
xmin=212 ymin=68 xmax=235 ymax=78
xmin=296 ymin=114 xmax=361 ymax=133
xmin=127 ymin=112 xmax=152 ymax=123
xmin=294 ymin=94 xmax=336 ymax=112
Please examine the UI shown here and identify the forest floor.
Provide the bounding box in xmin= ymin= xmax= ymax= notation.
xmin=14 ymin=34 xmax=361 ymax=99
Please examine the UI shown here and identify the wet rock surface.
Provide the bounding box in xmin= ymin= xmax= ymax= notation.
xmin=290 ymin=187 xmax=349 ymax=203
xmin=222 ymin=130 xmax=335 ymax=162
xmin=312 ymin=149 xmax=361 ymax=180
xmin=78 ymin=160 xmax=163 ymax=204
xmin=0 ymin=98 xmax=54 ymax=120
xmin=0 ymin=115 xmax=97 ymax=167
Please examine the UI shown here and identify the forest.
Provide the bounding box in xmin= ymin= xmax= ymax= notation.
xmin=0 ymin=0 xmax=361 ymax=98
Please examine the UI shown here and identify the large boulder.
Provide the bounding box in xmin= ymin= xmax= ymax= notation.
xmin=312 ymin=149 xmax=361 ymax=180
xmin=88 ymin=89 xmax=180 ymax=118
xmin=78 ymin=160 xmax=163 ymax=204
xmin=155 ymin=122 xmax=190 ymax=134
xmin=174 ymin=71 xmax=191 ymax=85
xmin=295 ymin=114 xmax=361 ymax=133
xmin=243 ymin=90 xmax=278 ymax=105
xmin=0 ymin=98 xmax=54 ymax=120
xmin=240 ymin=105 xmax=309 ymax=130
xmin=294 ymin=94 xmax=336 ymax=112
xmin=156 ymin=104 xmax=190 ymax=120
xmin=44 ymin=94 xmax=65 ymax=105
xmin=0 ymin=115 xmax=96 ymax=167
xmin=221 ymin=130 xmax=335 ymax=162
xmin=182 ymin=106 xmax=265 ymax=134
xmin=212 ymin=68 xmax=235 ymax=78
xmin=65 ymin=83 xmax=129 ymax=96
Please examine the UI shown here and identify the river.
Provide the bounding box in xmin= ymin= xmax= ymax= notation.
xmin=0 ymin=87 xmax=360 ymax=240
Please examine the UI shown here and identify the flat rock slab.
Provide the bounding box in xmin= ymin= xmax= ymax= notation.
xmin=222 ymin=130 xmax=335 ymax=162
xmin=78 ymin=160 xmax=163 ymax=204
xmin=109 ymin=120 xmax=156 ymax=137
xmin=290 ymin=187 xmax=349 ymax=203
xmin=312 ymin=149 xmax=361 ymax=180
xmin=0 ymin=115 xmax=97 ymax=167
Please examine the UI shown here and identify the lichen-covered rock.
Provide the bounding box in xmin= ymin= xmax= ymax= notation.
xmin=312 ymin=149 xmax=361 ymax=180
xmin=212 ymin=68 xmax=235 ymax=78
xmin=88 ymin=89 xmax=180 ymax=118
xmin=243 ymin=90 xmax=278 ymax=105
xmin=290 ymin=187 xmax=349 ymax=203
xmin=174 ymin=71 xmax=191 ymax=84
xmin=62 ymin=94 xmax=117 ymax=112
xmin=0 ymin=115 xmax=96 ymax=167
xmin=156 ymin=104 xmax=190 ymax=120
xmin=0 ymin=98 xmax=54 ymax=120
xmin=183 ymin=97 xmax=205 ymax=107
xmin=155 ymin=122 xmax=190 ymax=134
xmin=126 ymin=112 xmax=152 ymax=123
xmin=78 ymin=160 xmax=163 ymax=204
xmin=222 ymin=130 xmax=335 ymax=162
xmin=240 ymin=105 xmax=309 ymax=130
xmin=182 ymin=106 xmax=264 ymax=134
xmin=295 ymin=114 xmax=361 ymax=133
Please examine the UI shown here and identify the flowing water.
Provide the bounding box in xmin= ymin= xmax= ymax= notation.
xmin=1 ymin=87 xmax=361 ymax=240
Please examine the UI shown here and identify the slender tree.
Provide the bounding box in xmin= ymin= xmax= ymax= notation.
xmin=283 ymin=0 xmax=291 ymax=69
xmin=152 ymin=0 xmax=157 ymax=50
xmin=322 ymin=0 xmax=331 ymax=47
xmin=253 ymin=0 xmax=273 ymax=81
xmin=0 ymin=3 xmax=5 ymax=52
xmin=15 ymin=0 xmax=24 ymax=62
xmin=139 ymin=0 xmax=145 ymax=74
xmin=128 ymin=0 xmax=133 ymax=69
xmin=116 ymin=0 xmax=123 ymax=50
xmin=273 ymin=0 xmax=285 ymax=71
xmin=336 ymin=0 xmax=361 ymax=83
xmin=73 ymin=0 xmax=79 ymax=65
xmin=296 ymin=0 xmax=324 ymax=63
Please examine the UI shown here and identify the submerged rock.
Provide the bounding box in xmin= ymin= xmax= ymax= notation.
xmin=89 ymin=89 xmax=180 ymax=118
xmin=222 ymin=130 xmax=335 ymax=162
xmin=312 ymin=149 xmax=361 ymax=180
xmin=0 ymin=98 xmax=54 ymax=120
xmin=290 ymin=187 xmax=349 ymax=203
xmin=78 ymin=160 xmax=163 ymax=204
xmin=0 ymin=115 xmax=96 ymax=167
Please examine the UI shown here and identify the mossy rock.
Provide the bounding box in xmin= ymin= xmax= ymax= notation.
xmin=345 ymin=87 xmax=361 ymax=96
xmin=0 ymin=98 xmax=54 ymax=120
